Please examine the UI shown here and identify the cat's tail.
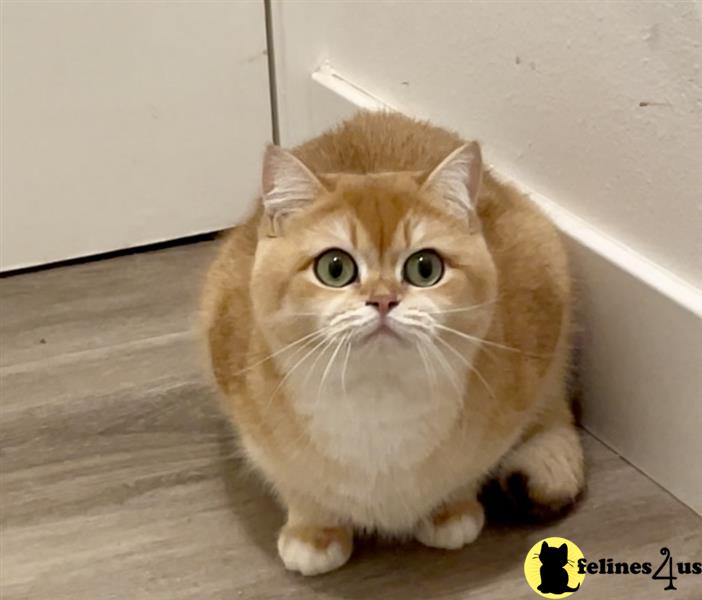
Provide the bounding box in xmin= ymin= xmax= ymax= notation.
xmin=565 ymin=584 xmax=581 ymax=592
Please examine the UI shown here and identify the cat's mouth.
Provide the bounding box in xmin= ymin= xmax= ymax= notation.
xmin=360 ymin=322 xmax=404 ymax=344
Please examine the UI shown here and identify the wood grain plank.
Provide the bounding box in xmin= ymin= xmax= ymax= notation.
xmin=0 ymin=242 xmax=217 ymax=368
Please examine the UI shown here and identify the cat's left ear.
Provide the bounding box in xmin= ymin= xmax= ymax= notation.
xmin=421 ymin=142 xmax=482 ymax=216
xmin=261 ymin=145 xmax=324 ymax=233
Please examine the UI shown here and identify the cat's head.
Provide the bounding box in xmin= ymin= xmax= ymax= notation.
xmin=250 ymin=142 xmax=498 ymax=381
xmin=539 ymin=542 xmax=569 ymax=566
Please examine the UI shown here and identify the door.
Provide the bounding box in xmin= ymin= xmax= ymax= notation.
xmin=1 ymin=0 xmax=271 ymax=271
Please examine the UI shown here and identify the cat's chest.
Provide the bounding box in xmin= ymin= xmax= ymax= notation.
xmin=287 ymin=353 xmax=463 ymax=471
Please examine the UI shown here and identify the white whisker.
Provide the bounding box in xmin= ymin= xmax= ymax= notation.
xmin=235 ymin=327 xmax=326 ymax=375
xmin=421 ymin=333 xmax=463 ymax=400
xmin=317 ymin=334 xmax=348 ymax=403
xmin=266 ymin=335 xmax=329 ymax=409
xmin=434 ymin=323 xmax=529 ymax=354
xmin=341 ymin=335 xmax=353 ymax=397
xmin=303 ymin=337 xmax=336 ymax=388
xmin=415 ymin=339 xmax=436 ymax=392
xmin=329 ymin=308 xmax=368 ymax=329
xmin=435 ymin=334 xmax=496 ymax=400
xmin=427 ymin=299 xmax=499 ymax=315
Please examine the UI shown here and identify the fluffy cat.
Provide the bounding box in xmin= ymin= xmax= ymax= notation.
xmin=201 ymin=111 xmax=584 ymax=575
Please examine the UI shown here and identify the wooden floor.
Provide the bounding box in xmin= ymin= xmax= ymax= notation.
xmin=1 ymin=240 xmax=700 ymax=600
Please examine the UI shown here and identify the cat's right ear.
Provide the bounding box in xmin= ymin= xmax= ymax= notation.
xmin=261 ymin=145 xmax=323 ymax=235
xmin=541 ymin=541 xmax=549 ymax=552
xmin=420 ymin=142 xmax=482 ymax=217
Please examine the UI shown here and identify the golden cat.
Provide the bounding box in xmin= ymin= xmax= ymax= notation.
xmin=201 ymin=111 xmax=584 ymax=575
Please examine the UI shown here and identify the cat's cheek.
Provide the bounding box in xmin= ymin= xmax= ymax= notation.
xmin=427 ymin=268 xmax=477 ymax=303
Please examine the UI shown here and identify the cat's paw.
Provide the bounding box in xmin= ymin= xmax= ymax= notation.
xmin=415 ymin=500 xmax=485 ymax=550
xmin=485 ymin=425 xmax=585 ymax=521
xmin=277 ymin=524 xmax=353 ymax=576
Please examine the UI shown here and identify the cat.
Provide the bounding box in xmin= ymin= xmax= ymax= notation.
xmin=537 ymin=541 xmax=581 ymax=594
xmin=201 ymin=111 xmax=584 ymax=575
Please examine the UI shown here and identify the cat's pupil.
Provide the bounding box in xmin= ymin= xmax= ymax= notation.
xmin=418 ymin=256 xmax=433 ymax=279
xmin=329 ymin=257 xmax=343 ymax=279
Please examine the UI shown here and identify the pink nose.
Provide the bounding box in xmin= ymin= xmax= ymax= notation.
xmin=366 ymin=294 xmax=399 ymax=317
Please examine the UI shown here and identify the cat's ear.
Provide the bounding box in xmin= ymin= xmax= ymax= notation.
xmin=261 ymin=145 xmax=323 ymax=232
xmin=541 ymin=541 xmax=549 ymax=552
xmin=559 ymin=544 xmax=568 ymax=553
xmin=421 ymin=142 xmax=482 ymax=216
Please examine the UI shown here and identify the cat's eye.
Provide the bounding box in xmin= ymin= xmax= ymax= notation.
xmin=403 ymin=250 xmax=444 ymax=287
xmin=314 ymin=249 xmax=358 ymax=288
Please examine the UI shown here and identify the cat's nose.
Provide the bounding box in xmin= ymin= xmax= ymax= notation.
xmin=366 ymin=294 xmax=399 ymax=317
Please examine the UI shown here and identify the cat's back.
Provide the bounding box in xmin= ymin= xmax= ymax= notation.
xmin=293 ymin=111 xmax=464 ymax=174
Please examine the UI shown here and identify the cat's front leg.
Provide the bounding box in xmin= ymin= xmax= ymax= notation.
xmin=277 ymin=501 xmax=353 ymax=576
xmin=414 ymin=493 xmax=485 ymax=550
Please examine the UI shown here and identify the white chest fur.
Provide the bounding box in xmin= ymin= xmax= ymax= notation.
xmin=284 ymin=339 xmax=464 ymax=473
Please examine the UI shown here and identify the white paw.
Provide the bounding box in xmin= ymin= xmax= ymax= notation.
xmin=415 ymin=508 xmax=485 ymax=550
xmin=277 ymin=530 xmax=351 ymax=576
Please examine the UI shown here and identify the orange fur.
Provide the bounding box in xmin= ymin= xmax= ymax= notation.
xmin=201 ymin=111 xmax=584 ymax=575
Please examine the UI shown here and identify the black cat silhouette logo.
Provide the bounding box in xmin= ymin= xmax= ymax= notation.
xmin=524 ymin=537 xmax=586 ymax=598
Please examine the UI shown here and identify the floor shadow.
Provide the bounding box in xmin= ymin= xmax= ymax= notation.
xmin=215 ymin=420 xmax=284 ymax=561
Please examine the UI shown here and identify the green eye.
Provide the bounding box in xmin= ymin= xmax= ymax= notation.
xmin=403 ymin=250 xmax=444 ymax=287
xmin=314 ymin=249 xmax=358 ymax=287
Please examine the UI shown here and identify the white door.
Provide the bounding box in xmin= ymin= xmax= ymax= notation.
xmin=1 ymin=0 xmax=271 ymax=271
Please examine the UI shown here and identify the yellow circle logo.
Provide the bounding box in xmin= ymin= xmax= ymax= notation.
xmin=524 ymin=537 xmax=586 ymax=597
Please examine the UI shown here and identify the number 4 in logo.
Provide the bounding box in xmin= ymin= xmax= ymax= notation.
xmin=652 ymin=547 xmax=678 ymax=591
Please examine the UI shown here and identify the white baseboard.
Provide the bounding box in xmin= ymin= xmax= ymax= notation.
xmin=305 ymin=63 xmax=702 ymax=514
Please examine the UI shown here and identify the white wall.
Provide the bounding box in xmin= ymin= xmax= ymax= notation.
xmin=272 ymin=1 xmax=702 ymax=512
xmin=274 ymin=0 xmax=702 ymax=289
xmin=1 ymin=0 xmax=271 ymax=271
